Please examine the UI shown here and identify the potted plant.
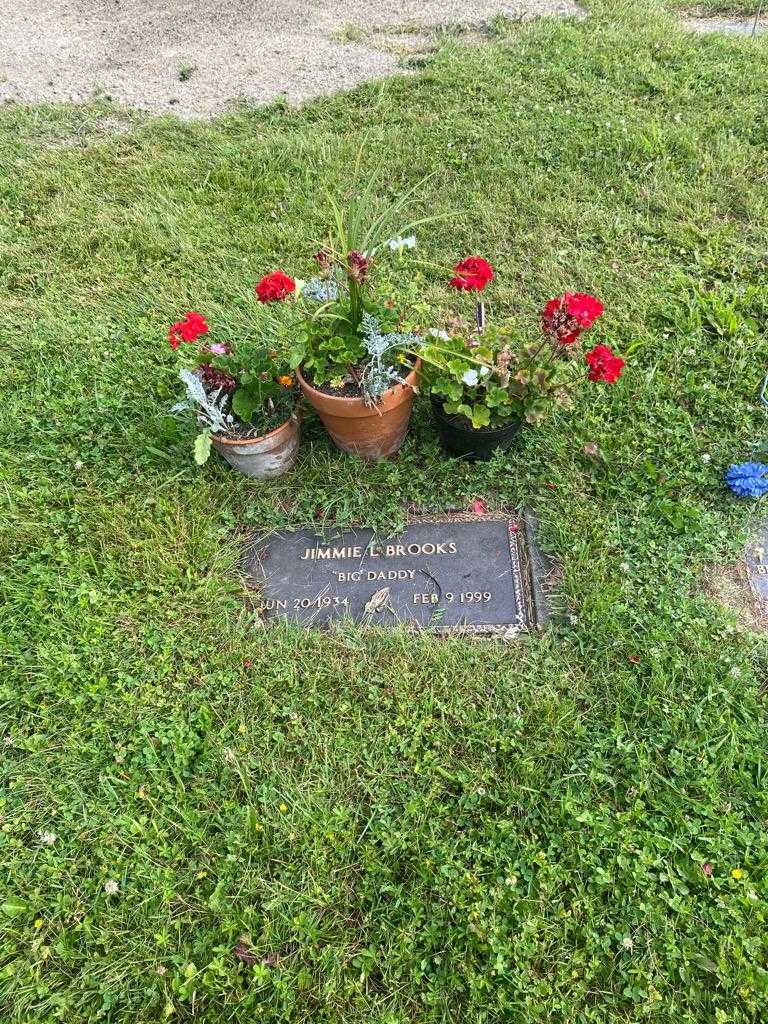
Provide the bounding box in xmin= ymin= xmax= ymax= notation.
xmin=167 ymin=311 xmax=300 ymax=478
xmin=420 ymin=260 xmax=625 ymax=460
xmin=252 ymin=190 xmax=431 ymax=460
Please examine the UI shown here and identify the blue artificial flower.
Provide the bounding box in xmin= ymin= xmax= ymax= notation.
xmin=724 ymin=462 xmax=768 ymax=499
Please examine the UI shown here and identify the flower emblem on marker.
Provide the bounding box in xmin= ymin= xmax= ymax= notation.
xmin=585 ymin=344 xmax=625 ymax=383
xmin=255 ymin=271 xmax=296 ymax=303
xmin=168 ymin=311 xmax=208 ymax=350
xmin=450 ymin=256 xmax=494 ymax=292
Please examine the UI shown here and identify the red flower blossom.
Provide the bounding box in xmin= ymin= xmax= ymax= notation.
xmin=256 ymin=271 xmax=296 ymax=303
xmin=585 ymin=344 xmax=625 ymax=384
xmin=168 ymin=311 xmax=208 ymax=350
xmin=542 ymin=293 xmax=604 ymax=345
xmin=450 ymin=256 xmax=494 ymax=292
xmin=347 ymin=251 xmax=369 ymax=282
xmin=315 ymin=249 xmax=332 ymax=270
xmin=565 ymin=292 xmax=604 ymax=329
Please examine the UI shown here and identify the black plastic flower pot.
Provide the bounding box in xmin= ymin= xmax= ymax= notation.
xmin=430 ymin=396 xmax=522 ymax=462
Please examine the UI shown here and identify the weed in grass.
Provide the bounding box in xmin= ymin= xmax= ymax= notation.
xmin=333 ymin=24 xmax=369 ymax=44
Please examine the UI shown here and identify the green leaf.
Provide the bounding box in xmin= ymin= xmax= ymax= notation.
xmin=231 ymin=388 xmax=258 ymax=423
xmin=433 ymin=376 xmax=463 ymax=402
xmin=2 ymin=897 xmax=28 ymax=919
xmin=470 ymin=405 xmax=491 ymax=429
xmin=447 ymin=358 xmax=470 ymax=377
xmin=485 ymin=385 xmax=510 ymax=408
xmin=194 ymin=430 xmax=212 ymax=466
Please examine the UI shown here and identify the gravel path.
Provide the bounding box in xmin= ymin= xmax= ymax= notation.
xmin=684 ymin=14 xmax=766 ymax=37
xmin=0 ymin=0 xmax=581 ymax=120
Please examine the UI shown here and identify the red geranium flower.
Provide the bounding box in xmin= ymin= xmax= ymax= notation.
xmin=450 ymin=256 xmax=494 ymax=292
xmin=585 ymin=344 xmax=625 ymax=384
xmin=168 ymin=311 xmax=208 ymax=350
xmin=542 ymin=293 xmax=604 ymax=345
xmin=542 ymin=298 xmax=581 ymax=345
xmin=255 ymin=271 xmax=296 ymax=303
xmin=565 ymin=292 xmax=604 ymax=329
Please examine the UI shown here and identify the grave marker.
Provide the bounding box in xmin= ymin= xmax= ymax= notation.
xmin=244 ymin=516 xmax=550 ymax=634
xmin=746 ymin=525 xmax=768 ymax=608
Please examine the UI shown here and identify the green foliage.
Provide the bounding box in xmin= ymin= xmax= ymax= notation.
xmin=293 ymin=296 xmax=402 ymax=386
xmin=288 ymin=180 xmax=437 ymax=387
xmin=3 ymin=4 xmax=768 ymax=1022
xmin=291 ymin=299 xmax=367 ymax=383
xmin=217 ymin=345 xmax=295 ymax=430
xmin=174 ymin=325 xmax=296 ymax=446
xmin=193 ymin=427 xmax=212 ymax=465
xmin=420 ymin=323 xmax=584 ymax=429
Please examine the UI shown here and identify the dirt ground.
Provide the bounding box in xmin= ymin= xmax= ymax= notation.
xmin=703 ymin=561 xmax=768 ymax=635
xmin=0 ymin=0 xmax=582 ymax=120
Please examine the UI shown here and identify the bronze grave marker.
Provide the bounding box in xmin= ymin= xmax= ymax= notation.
xmin=245 ymin=517 xmax=548 ymax=634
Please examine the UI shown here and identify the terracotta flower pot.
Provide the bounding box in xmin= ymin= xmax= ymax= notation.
xmin=211 ymin=412 xmax=300 ymax=479
xmin=296 ymin=361 xmax=421 ymax=460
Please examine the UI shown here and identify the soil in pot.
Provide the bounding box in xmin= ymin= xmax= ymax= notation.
xmin=430 ymin=396 xmax=522 ymax=462
xmin=297 ymin=360 xmax=420 ymax=460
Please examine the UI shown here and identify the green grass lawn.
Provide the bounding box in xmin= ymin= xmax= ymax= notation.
xmin=2 ymin=2 xmax=768 ymax=1021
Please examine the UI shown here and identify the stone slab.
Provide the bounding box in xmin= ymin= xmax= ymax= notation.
xmin=746 ymin=524 xmax=768 ymax=608
xmin=245 ymin=516 xmax=543 ymax=634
